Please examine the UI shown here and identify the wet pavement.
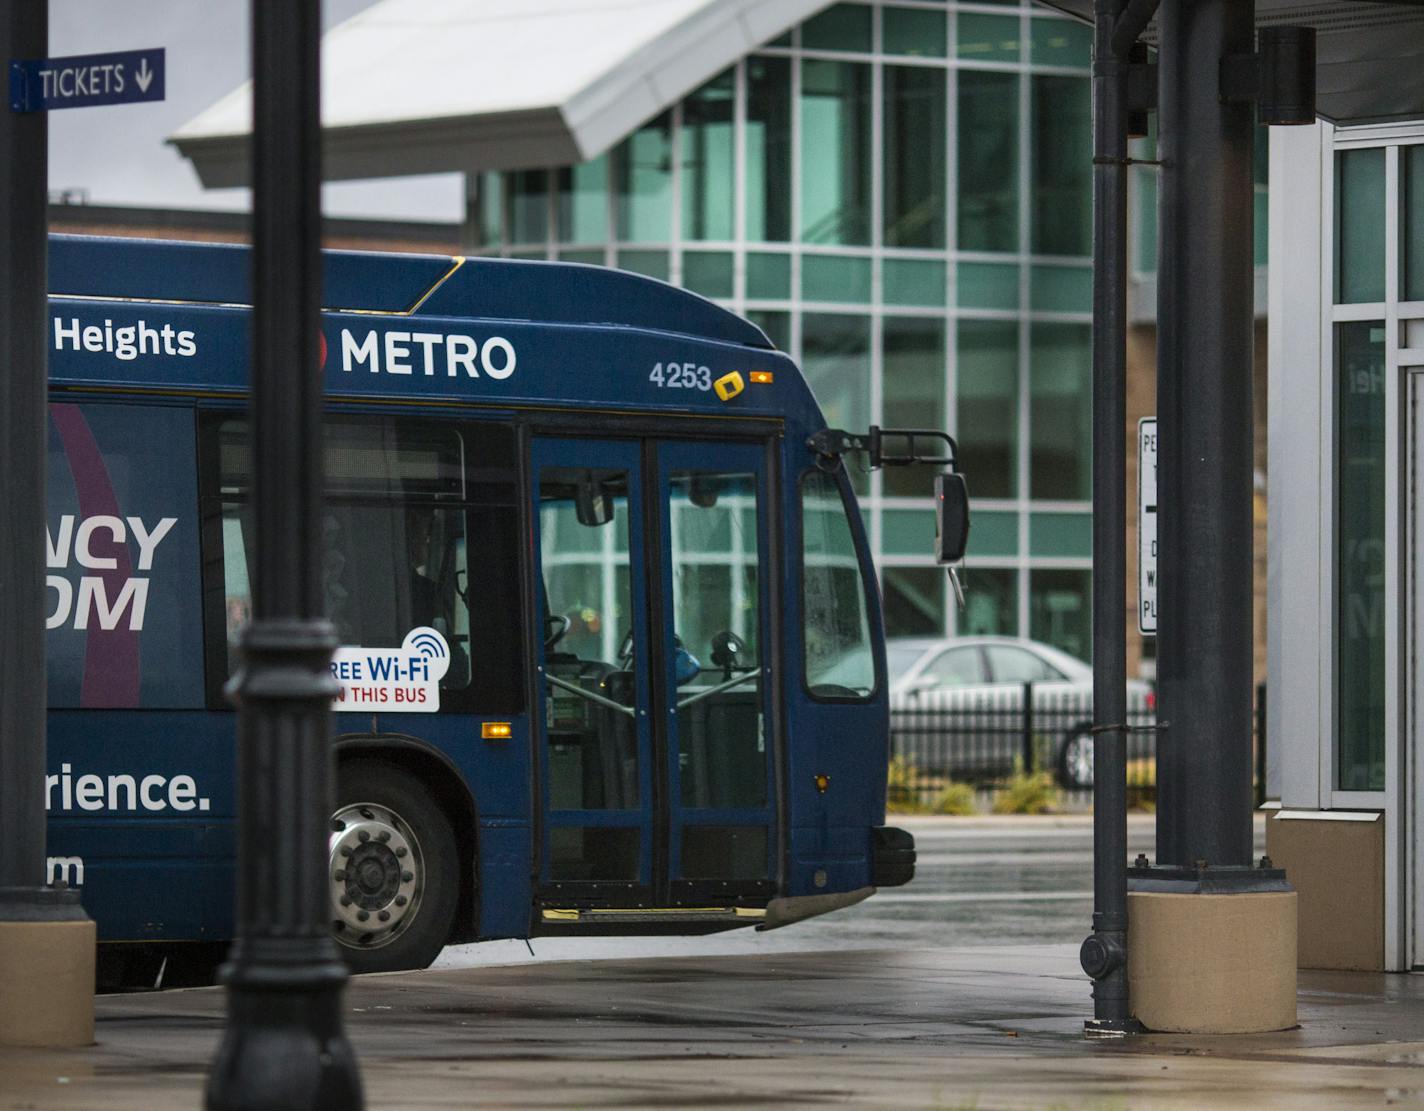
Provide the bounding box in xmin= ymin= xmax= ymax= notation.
xmin=434 ymin=814 xmax=1256 ymax=969
xmin=4 ymin=941 xmax=1423 ymax=1109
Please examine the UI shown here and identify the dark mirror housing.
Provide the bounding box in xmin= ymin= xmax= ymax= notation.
xmin=935 ymin=472 xmax=970 ymax=564
xmin=575 ymin=471 xmax=615 ymax=527
xmin=710 ymin=629 xmax=746 ymax=671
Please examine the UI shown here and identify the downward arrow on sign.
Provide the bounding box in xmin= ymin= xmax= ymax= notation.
xmin=135 ymin=58 xmax=153 ymax=93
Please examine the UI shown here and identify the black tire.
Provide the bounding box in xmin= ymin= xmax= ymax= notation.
xmin=1057 ymin=726 xmax=1095 ymax=791
xmin=330 ymin=760 xmax=460 ymax=974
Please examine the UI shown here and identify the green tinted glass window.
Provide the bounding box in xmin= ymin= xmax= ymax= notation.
xmin=966 ymin=511 xmax=1017 ymax=558
xmin=802 ymin=254 xmax=872 ymax=303
xmin=1336 ymin=321 xmax=1385 ymax=791
xmin=474 ymin=172 xmax=502 ymax=246
xmin=957 ymin=13 xmax=1020 ymax=62
xmin=747 ymin=252 xmax=791 ymax=299
xmin=1030 ymin=512 xmax=1091 ymax=557
xmin=882 ymin=509 xmax=936 ymax=554
xmin=1032 ymin=76 xmax=1091 ymax=256
xmin=1135 ymin=168 xmax=1159 ymax=273
xmin=884 ymin=7 xmax=946 ymax=57
xmin=961 ymin=568 xmax=1017 ymax=635
xmin=614 ymin=114 xmax=672 ymax=242
xmin=1029 ymin=18 xmax=1091 ymax=67
xmin=801 ymin=60 xmax=872 ymax=245
xmin=747 ymin=57 xmax=792 ymax=242
xmin=1408 ymin=144 xmax=1424 ymax=302
xmin=682 ymin=70 xmax=735 ymax=241
xmin=957 ymin=319 xmax=1018 ymax=498
xmin=883 ymin=317 xmax=946 ymax=497
xmin=558 ymin=249 xmax=604 ymax=266
xmin=682 ymin=251 xmax=733 ymax=299
xmin=557 ymin=157 xmax=608 ymax=244
xmin=616 ymin=250 xmax=669 ymax=281
xmin=802 ymin=3 xmax=872 ymax=52
xmin=958 ymin=262 xmax=1019 ymax=309
xmin=1030 ymin=569 xmax=1090 ymax=662
xmin=802 ymin=313 xmax=871 ymax=435
xmin=958 ymin=70 xmax=1019 ymax=253
xmin=1335 ymin=148 xmax=1386 ymax=304
xmin=884 ymin=258 xmax=947 ymax=307
xmin=1030 ymin=264 xmax=1092 ymax=312
xmin=1029 ymin=322 xmax=1091 ymax=499
xmin=509 ymin=170 xmax=548 ymax=244
xmin=882 ymin=567 xmax=945 ymax=637
xmin=884 ymin=66 xmax=947 ymax=249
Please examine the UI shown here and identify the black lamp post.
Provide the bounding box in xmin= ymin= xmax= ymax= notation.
xmin=205 ymin=1 xmax=363 ymax=1106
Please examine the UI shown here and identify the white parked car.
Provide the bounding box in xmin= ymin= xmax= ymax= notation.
xmin=886 ymin=636 xmax=1156 ymax=789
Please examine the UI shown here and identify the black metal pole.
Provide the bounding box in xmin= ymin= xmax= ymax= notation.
xmin=1079 ymin=0 xmax=1135 ymax=1033
xmin=1154 ymin=0 xmax=1256 ymax=871
xmin=205 ymin=0 xmax=363 ymax=1106
xmin=0 ymin=0 xmax=87 ymax=930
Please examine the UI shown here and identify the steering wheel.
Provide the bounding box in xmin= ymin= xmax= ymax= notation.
xmin=544 ymin=613 xmax=570 ymax=650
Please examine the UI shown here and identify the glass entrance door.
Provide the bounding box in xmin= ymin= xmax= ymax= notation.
xmin=531 ymin=436 xmax=776 ymax=903
xmin=655 ymin=442 xmax=776 ymax=901
xmin=532 ymin=439 xmax=652 ymax=893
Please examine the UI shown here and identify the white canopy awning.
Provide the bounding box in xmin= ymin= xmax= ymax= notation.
xmin=170 ymin=0 xmax=829 ymax=187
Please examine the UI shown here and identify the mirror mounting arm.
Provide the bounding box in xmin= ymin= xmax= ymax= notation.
xmin=807 ymin=425 xmax=960 ymax=471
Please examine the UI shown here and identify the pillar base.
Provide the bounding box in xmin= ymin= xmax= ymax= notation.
xmin=1127 ymin=890 xmax=1297 ymax=1033
xmin=0 ymin=918 xmax=96 ymax=1047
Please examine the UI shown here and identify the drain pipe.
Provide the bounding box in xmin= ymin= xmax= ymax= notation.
xmin=1080 ymin=0 xmax=1148 ymax=1036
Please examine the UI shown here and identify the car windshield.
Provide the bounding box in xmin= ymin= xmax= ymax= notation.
xmin=886 ymin=644 xmax=926 ymax=685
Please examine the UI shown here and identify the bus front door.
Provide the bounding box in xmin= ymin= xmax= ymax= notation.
xmin=531 ymin=437 xmax=776 ymax=912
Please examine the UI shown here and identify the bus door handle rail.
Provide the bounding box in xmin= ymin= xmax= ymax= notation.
xmin=543 ymin=671 xmax=636 ymax=718
xmin=676 ymin=670 xmax=758 ymax=712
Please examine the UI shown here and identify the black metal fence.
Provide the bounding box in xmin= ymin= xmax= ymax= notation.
xmin=887 ymin=682 xmax=1268 ymax=814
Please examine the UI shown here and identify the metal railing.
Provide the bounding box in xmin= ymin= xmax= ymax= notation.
xmin=887 ymin=682 xmax=1268 ymax=813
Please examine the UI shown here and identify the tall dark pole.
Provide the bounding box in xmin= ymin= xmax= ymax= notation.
xmin=1154 ymin=0 xmax=1256 ymax=871
xmin=1079 ymin=0 xmax=1134 ymax=1032
xmin=205 ymin=0 xmax=363 ymax=1106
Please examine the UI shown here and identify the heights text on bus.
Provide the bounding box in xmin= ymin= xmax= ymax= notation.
xmin=53 ymin=316 xmax=196 ymax=360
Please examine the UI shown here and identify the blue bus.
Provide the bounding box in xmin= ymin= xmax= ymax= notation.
xmin=42 ymin=235 xmax=949 ymax=980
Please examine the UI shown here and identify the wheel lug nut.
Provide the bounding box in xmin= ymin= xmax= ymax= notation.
xmin=377 ymin=831 xmax=391 ymax=843
xmin=340 ymin=846 xmax=352 ymax=857
xmin=394 ymin=895 xmax=407 ymax=907
xmin=395 ymin=847 xmax=408 ymax=858
xmin=378 ymin=911 xmax=391 ymax=922
xmin=340 ymin=896 xmax=352 ymax=907
xmin=333 ymin=870 xmax=346 ymax=882
xmin=357 ymin=910 xmax=369 ymax=922
xmin=401 ymin=871 xmax=413 ymax=883
xmin=358 ymin=831 xmax=371 ymax=843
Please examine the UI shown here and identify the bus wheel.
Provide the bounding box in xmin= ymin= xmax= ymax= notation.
xmin=329 ymin=761 xmax=459 ymax=973
xmin=1057 ymin=728 xmax=1095 ymax=791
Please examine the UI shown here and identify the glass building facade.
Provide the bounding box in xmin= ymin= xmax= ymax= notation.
xmin=472 ymin=0 xmax=1099 ymax=659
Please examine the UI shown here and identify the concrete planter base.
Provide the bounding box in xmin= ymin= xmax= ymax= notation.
xmin=1128 ymin=890 xmax=1297 ymax=1033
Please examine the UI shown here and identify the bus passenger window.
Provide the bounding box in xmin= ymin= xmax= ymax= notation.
xmin=800 ymin=470 xmax=875 ymax=699
xmin=208 ymin=415 xmax=505 ymax=706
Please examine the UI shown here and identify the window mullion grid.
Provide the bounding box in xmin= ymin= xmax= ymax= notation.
xmin=671 ymin=100 xmax=684 ymax=287
xmin=1016 ymin=28 xmax=1033 ymax=640
xmin=870 ymin=16 xmax=885 ymax=562
xmin=733 ymin=58 xmax=748 ymax=311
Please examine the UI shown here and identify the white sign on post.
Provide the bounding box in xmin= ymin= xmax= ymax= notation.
xmin=1138 ymin=418 xmax=1157 ymax=635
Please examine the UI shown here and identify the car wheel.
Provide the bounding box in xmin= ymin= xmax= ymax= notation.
xmin=1057 ymin=728 xmax=1095 ymax=791
xmin=329 ymin=760 xmax=460 ymax=973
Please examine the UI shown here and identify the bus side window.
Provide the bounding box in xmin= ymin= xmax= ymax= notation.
xmin=204 ymin=415 xmax=525 ymax=714
xmin=800 ymin=469 xmax=876 ymax=700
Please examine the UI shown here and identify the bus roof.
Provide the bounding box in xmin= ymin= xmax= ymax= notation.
xmin=49 ymin=235 xmax=772 ymax=351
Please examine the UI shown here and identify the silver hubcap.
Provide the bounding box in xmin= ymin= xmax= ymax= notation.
xmin=1065 ymin=735 xmax=1094 ymax=788
xmin=329 ymin=802 xmax=423 ymax=950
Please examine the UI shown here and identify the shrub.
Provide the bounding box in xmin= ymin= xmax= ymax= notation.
xmin=933 ymin=779 xmax=977 ymax=816
xmin=991 ymin=768 xmax=1059 ymax=815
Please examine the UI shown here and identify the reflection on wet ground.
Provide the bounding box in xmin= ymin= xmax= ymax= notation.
xmin=435 ymin=815 xmax=1267 ymax=971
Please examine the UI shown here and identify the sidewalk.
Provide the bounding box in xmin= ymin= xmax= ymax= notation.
xmin=3 ymin=943 xmax=1422 ymax=1109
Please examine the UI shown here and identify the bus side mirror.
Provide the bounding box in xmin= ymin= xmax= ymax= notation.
xmin=575 ymin=471 xmax=615 ymax=527
xmin=935 ymin=473 xmax=970 ymax=564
